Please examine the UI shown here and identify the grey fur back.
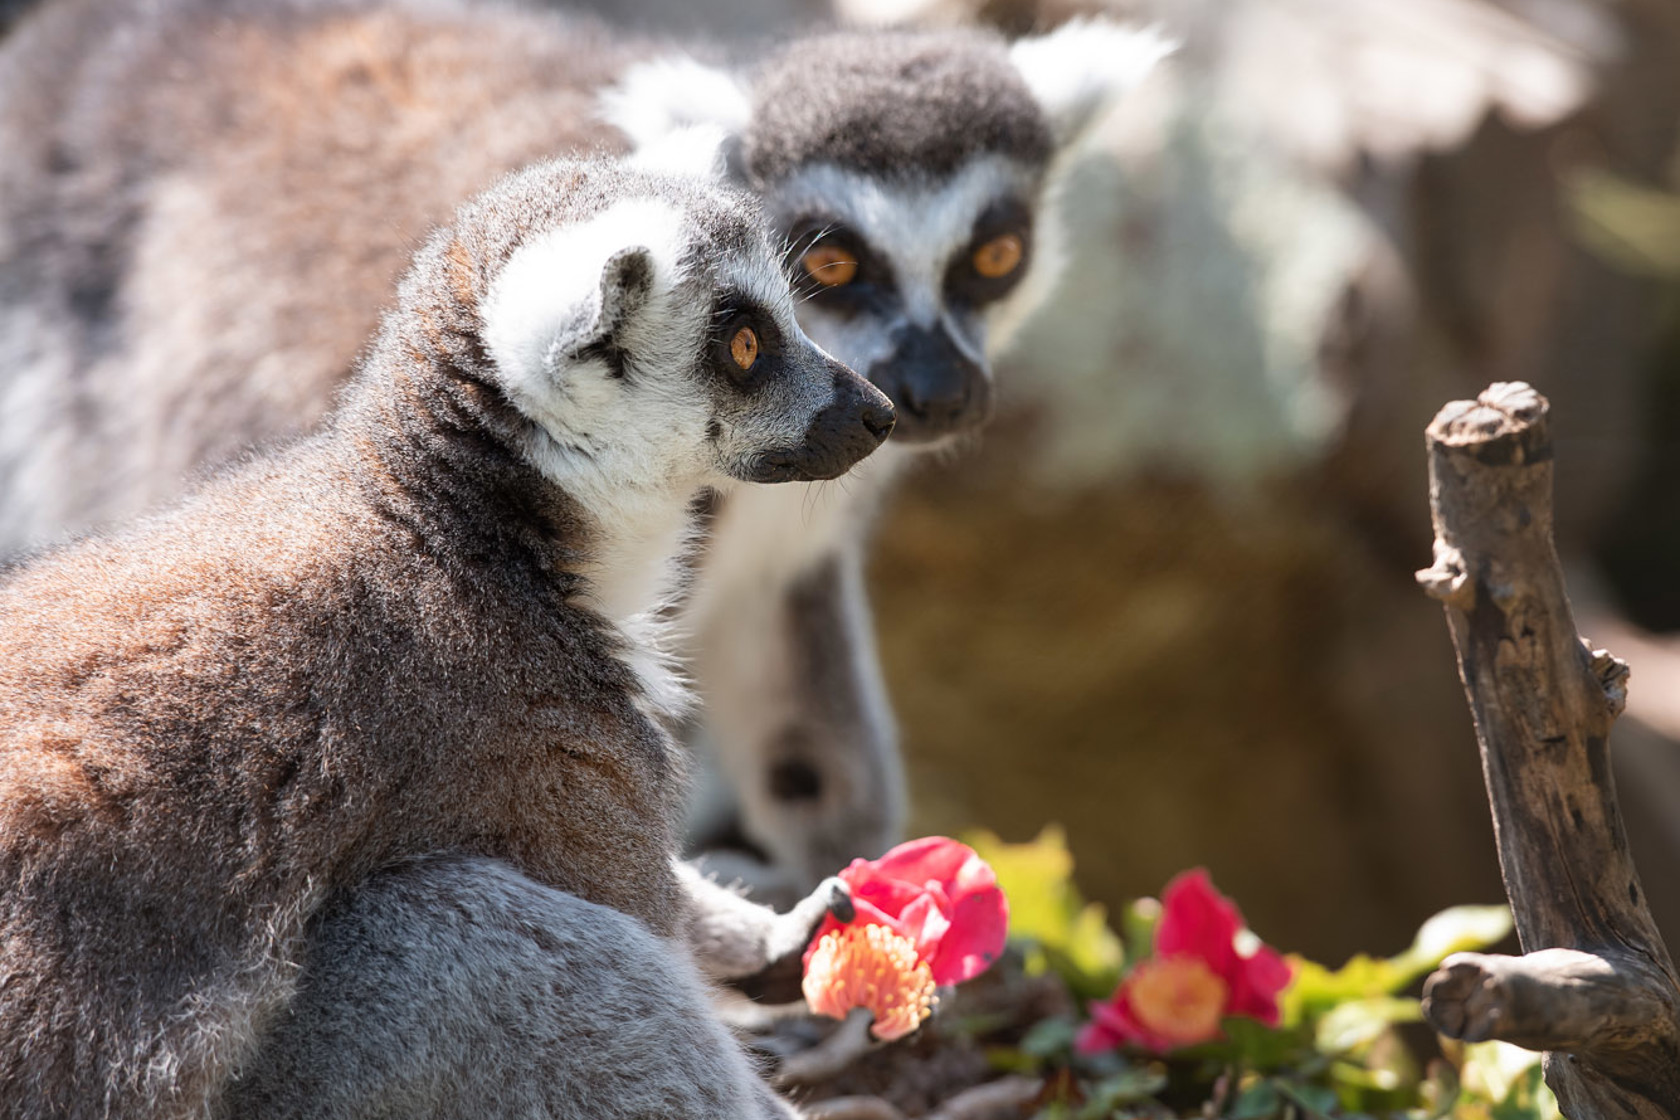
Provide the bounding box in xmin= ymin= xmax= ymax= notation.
xmin=226 ymin=854 xmax=797 ymax=1120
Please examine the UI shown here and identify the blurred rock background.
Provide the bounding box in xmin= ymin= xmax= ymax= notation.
xmin=8 ymin=0 xmax=1680 ymax=965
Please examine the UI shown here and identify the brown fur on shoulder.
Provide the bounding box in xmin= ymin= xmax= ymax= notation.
xmin=0 ymin=161 xmax=690 ymax=1120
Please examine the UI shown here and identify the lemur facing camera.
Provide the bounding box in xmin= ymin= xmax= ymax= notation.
xmin=0 ymin=152 xmax=890 ymax=1120
xmin=0 ymin=0 xmax=1170 ymax=899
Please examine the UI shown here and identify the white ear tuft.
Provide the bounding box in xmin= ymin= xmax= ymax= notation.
xmin=1010 ymin=20 xmax=1176 ymax=145
xmin=599 ymin=55 xmax=752 ymax=150
xmin=483 ymin=199 xmax=684 ymax=394
xmin=627 ymin=124 xmax=731 ymax=181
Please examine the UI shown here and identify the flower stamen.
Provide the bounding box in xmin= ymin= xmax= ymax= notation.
xmin=803 ymin=924 xmax=938 ymax=1041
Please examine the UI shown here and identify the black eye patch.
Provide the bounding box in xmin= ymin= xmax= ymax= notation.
xmin=944 ymin=196 xmax=1033 ymax=308
xmin=785 ymin=221 xmax=898 ymax=320
xmin=710 ymin=294 xmax=784 ymax=392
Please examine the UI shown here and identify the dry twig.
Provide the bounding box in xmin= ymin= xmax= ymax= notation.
xmin=775 ymin=1010 xmax=879 ymax=1088
xmin=1415 ymin=381 xmax=1680 ymax=1116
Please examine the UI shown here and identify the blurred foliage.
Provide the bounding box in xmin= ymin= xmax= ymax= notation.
xmin=1281 ymin=905 xmax=1513 ymax=1026
xmin=1573 ymin=155 xmax=1680 ymax=630
xmin=968 ymin=826 xmax=1127 ymax=1002
xmin=967 ymin=828 xmax=1549 ymax=1117
xmin=1568 ymin=166 xmax=1680 ymax=280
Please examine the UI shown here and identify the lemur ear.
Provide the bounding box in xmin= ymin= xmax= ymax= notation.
xmin=628 ymin=124 xmax=732 ymax=182
xmin=551 ymin=246 xmax=657 ymax=364
xmin=1009 ymin=20 xmax=1176 ymax=146
xmin=599 ymin=55 xmax=752 ymax=169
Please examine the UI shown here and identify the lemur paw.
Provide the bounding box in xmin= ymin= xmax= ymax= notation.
xmin=731 ymin=877 xmax=853 ymax=1005
xmin=805 ymin=876 xmax=856 ymax=929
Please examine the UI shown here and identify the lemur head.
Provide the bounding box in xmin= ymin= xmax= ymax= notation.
xmin=601 ymin=21 xmax=1172 ymax=444
xmin=432 ymin=154 xmax=893 ymax=499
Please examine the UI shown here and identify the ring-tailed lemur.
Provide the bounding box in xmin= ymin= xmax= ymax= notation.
xmin=0 ymin=0 xmax=1170 ymax=901
xmin=0 ymin=151 xmax=887 ymax=1120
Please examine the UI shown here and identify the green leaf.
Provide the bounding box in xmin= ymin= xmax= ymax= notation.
xmin=1457 ymin=1042 xmax=1560 ymax=1120
xmin=1079 ymin=1067 xmax=1169 ymax=1118
xmin=1491 ymin=1065 xmax=1561 ymax=1120
xmin=1568 ymin=167 xmax=1680 ymax=278
xmin=1230 ymin=1081 xmax=1282 ymax=1119
xmin=1389 ymin=906 xmax=1513 ymax=985
xmin=1329 ymin=1058 xmax=1403 ymax=1094
xmin=1217 ymin=1015 xmax=1315 ymax=1070
xmin=1281 ymin=906 xmax=1512 ymax=1026
xmin=1120 ymin=896 xmax=1161 ymax=967
xmin=1421 ymin=1061 xmax=1460 ymax=1119
xmin=1313 ymin=997 xmax=1421 ymax=1055
xmin=966 ymin=826 xmax=1126 ymax=1000
xmin=1021 ymin=1016 xmax=1081 ymax=1061
xmin=1275 ymin=1080 xmax=1338 ymax=1119
xmin=985 ymin=1046 xmax=1044 ymax=1074
xmin=1280 ymin=955 xmax=1406 ymax=1025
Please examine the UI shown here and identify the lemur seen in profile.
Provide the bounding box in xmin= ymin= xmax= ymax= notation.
xmin=0 ymin=148 xmax=893 ymax=1120
xmin=0 ymin=0 xmax=1170 ymax=900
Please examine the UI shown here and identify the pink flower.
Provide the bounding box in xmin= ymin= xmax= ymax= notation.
xmin=802 ymin=837 xmax=1009 ymax=1036
xmin=803 ymin=924 xmax=937 ymax=1041
xmin=1077 ymin=870 xmax=1292 ymax=1055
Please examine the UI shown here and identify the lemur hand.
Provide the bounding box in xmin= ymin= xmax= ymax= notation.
xmin=728 ymin=876 xmax=853 ymax=1005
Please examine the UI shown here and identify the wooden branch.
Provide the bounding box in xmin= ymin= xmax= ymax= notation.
xmin=924 ymin=1076 xmax=1043 ymax=1120
xmin=1415 ymin=381 xmax=1680 ymax=1116
xmin=804 ymin=1097 xmax=907 ymax=1120
xmin=802 ymin=1079 xmax=1041 ymax=1120
xmin=774 ymin=1010 xmax=878 ymax=1088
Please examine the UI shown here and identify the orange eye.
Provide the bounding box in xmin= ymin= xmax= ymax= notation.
xmin=730 ymin=325 xmax=759 ymax=371
xmin=802 ymin=244 xmax=859 ymax=287
xmin=972 ymin=233 xmax=1024 ymax=279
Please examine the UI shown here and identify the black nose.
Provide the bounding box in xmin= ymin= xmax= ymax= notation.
xmin=861 ymin=397 xmax=895 ymax=442
xmin=868 ymin=324 xmax=991 ymax=442
xmin=788 ymin=368 xmax=894 ymax=480
xmin=726 ymin=361 xmax=895 ymax=484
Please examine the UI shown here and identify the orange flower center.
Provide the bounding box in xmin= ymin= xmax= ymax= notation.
xmin=1128 ymin=956 xmax=1228 ymax=1047
xmin=802 ymin=925 xmax=937 ymax=1041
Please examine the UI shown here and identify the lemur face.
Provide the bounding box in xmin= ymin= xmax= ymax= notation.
xmin=600 ymin=21 xmax=1173 ymax=447
xmin=767 ymin=157 xmax=1039 ymax=444
xmin=480 ymin=163 xmax=893 ymax=491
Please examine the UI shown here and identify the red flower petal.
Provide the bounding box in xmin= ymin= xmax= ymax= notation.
xmin=803 ymin=838 xmax=1009 ymax=987
xmin=1076 ymin=996 xmax=1138 ymax=1053
xmin=1154 ymin=869 xmax=1243 ymax=976
xmin=846 ymin=869 xmax=929 ymax=915
xmin=1077 ymin=974 xmax=1208 ymax=1056
xmin=1226 ymin=941 xmax=1293 ymax=1025
xmin=868 ymin=835 xmax=977 ymax=886
xmin=927 ymin=878 xmax=1009 ymax=985
xmin=895 ymin=890 xmax=952 ymax=961
xmin=1080 ymin=869 xmax=1293 ymax=1053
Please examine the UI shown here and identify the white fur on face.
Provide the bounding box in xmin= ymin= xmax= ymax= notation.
xmin=795 ymin=304 xmax=900 ymax=397
xmin=478 ymin=187 xmax=836 ymax=639
xmin=598 ymin=56 xmax=753 ymax=150
xmin=776 ymin=156 xmax=1033 ymax=328
xmin=482 ymin=196 xmax=704 ymax=495
xmin=482 ymin=196 xmax=711 ymax=631
xmin=770 ymin=154 xmax=1039 ymax=377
